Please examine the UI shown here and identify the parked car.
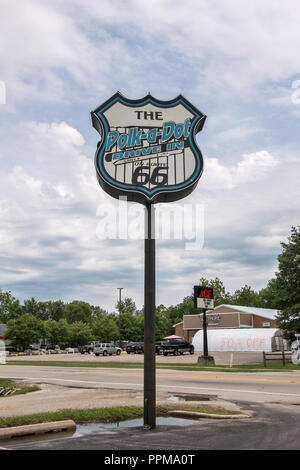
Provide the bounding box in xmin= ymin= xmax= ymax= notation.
xmin=114 ymin=340 xmax=130 ymax=351
xmin=28 ymin=348 xmax=43 ymax=355
xmin=79 ymin=341 xmax=96 ymax=354
xmin=94 ymin=342 xmax=121 ymax=356
xmin=160 ymin=340 xmax=194 ymax=356
xmin=65 ymin=347 xmax=75 ymax=354
xmin=40 ymin=344 xmax=54 ymax=351
xmin=126 ymin=342 xmax=144 ymax=354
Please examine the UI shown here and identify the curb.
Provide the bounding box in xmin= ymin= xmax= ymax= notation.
xmin=0 ymin=420 xmax=76 ymax=441
xmin=168 ymin=410 xmax=251 ymax=420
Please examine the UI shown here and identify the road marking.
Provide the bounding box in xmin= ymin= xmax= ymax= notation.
xmin=1 ymin=375 xmax=300 ymax=399
xmin=157 ymin=384 xmax=300 ymax=398
xmin=61 ymin=369 xmax=300 ymax=384
xmin=157 ymin=373 xmax=300 ymax=384
xmin=2 ymin=370 xmax=300 ymax=384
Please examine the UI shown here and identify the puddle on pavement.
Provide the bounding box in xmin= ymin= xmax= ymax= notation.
xmin=4 ymin=417 xmax=198 ymax=446
xmin=168 ymin=393 xmax=217 ymax=403
xmin=74 ymin=416 xmax=198 ymax=437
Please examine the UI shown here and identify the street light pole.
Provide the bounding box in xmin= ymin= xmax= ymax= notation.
xmin=117 ymin=288 xmax=123 ymax=348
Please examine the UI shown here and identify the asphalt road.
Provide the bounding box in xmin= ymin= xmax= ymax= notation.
xmin=2 ymin=401 xmax=300 ymax=450
xmin=1 ymin=364 xmax=300 ymax=451
xmin=1 ymin=364 xmax=300 ymax=404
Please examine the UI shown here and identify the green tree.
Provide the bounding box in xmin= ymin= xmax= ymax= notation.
xmin=258 ymin=279 xmax=281 ymax=309
xmin=5 ymin=315 xmax=45 ymax=351
xmin=43 ymin=300 xmax=65 ymax=321
xmin=23 ymin=297 xmax=49 ymax=320
xmin=155 ymin=305 xmax=173 ymax=339
xmin=63 ymin=301 xmax=93 ymax=324
xmin=44 ymin=319 xmax=70 ymax=348
xmin=0 ymin=289 xmax=22 ymax=322
xmin=119 ymin=312 xmax=143 ymax=341
xmin=275 ymin=226 xmax=300 ymax=341
xmin=164 ymin=295 xmax=197 ymax=327
xmin=68 ymin=321 xmax=92 ymax=347
xmin=231 ymin=284 xmax=261 ymax=307
xmin=91 ymin=305 xmax=109 ymax=319
xmin=92 ymin=316 xmax=119 ymax=342
xmin=116 ymin=297 xmax=137 ymax=316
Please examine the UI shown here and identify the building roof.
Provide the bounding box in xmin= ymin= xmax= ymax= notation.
xmin=213 ymin=304 xmax=280 ymax=320
xmin=173 ymin=321 xmax=183 ymax=327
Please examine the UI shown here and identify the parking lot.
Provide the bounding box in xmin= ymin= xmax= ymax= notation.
xmin=6 ymin=351 xmax=265 ymax=366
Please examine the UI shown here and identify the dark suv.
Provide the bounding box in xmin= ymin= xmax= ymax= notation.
xmin=126 ymin=342 xmax=144 ymax=354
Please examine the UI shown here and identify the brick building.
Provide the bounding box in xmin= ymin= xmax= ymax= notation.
xmin=174 ymin=304 xmax=279 ymax=343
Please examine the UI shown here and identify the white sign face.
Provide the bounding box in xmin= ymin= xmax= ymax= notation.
xmin=92 ymin=93 xmax=206 ymax=204
xmin=197 ymin=297 xmax=214 ymax=309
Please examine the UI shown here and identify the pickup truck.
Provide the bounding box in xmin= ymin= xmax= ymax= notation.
xmin=79 ymin=341 xmax=96 ymax=354
xmin=160 ymin=340 xmax=194 ymax=356
xmin=126 ymin=342 xmax=144 ymax=354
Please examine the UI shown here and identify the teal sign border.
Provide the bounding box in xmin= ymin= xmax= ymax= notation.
xmin=91 ymin=92 xmax=206 ymax=203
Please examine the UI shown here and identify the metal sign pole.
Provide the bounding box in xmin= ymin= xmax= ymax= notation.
xmin=144 ymin=202 xmax=156 ymax=429
xmin=117 ymin=288 xmax=123 ymax=348
xmin=202 ymin=309 xmax=208 ymax=357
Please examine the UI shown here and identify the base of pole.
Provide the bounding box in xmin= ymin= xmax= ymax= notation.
xmin=197 ymin=355 xmax=215 ymax=366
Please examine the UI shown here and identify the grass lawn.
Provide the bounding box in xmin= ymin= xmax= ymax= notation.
xmin=4 ymin=360 xmax=300 ymax=372
xmin=0 ymin=378 xmax=40 ymax=396
xmin=0 ymin=404 xmax=241 ymax=429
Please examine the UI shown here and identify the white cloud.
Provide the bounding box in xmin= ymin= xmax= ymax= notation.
xmin=235 ymin=151 xmax=278 ymax=184
xmin=0 ymin=0 xmax=133 ymax=101
xmin=216 ymin=126 xmax=263 ymax=143
xmin=202 ymin=150 xmax=277 ymax=190
xmin=0 ymin=118 xmax=297 ymax=308
xmin=0 ymin=1 xmax=299 ymax=309
xmin=2 ymin=0 xmax=300 ymax=103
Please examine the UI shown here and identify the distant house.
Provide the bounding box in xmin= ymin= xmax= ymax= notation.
xmin=174 ymin=304 xmax=279 ymax=343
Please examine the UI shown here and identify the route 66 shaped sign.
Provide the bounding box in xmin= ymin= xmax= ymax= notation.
xmin=91 ymin=92 xmax=206 ymax=204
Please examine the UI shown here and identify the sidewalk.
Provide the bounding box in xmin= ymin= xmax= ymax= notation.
xmin=0 ymin=382 xmax=242 ymax=418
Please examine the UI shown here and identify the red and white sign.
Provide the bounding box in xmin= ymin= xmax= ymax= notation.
xmin=194 ymin=286 xmax=214 ymax=309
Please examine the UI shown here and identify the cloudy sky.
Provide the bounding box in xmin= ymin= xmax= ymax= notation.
xmin=0 ymin=0 xmax=299 ymax=311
